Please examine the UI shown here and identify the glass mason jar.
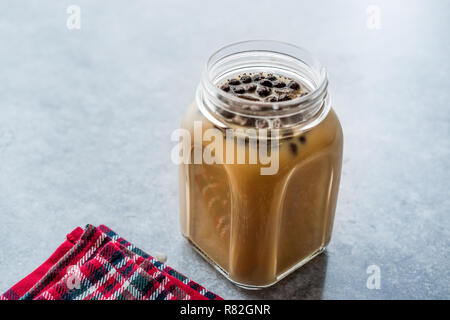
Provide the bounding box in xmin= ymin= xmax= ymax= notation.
xmin=178 ymin=40 xmax=343 ymax=288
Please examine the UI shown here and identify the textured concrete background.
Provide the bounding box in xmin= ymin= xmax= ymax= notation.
xmin=0 ymin=0 xmax=449 ymax=299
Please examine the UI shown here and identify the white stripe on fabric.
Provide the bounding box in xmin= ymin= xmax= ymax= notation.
xmin=108 ymin=269 xmax=143 ymax=300
xmin=77 ymin=233 xmax=107 ymax=267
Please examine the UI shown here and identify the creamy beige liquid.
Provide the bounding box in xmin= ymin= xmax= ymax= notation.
xmin=179 ymin=76 xmax=343 ymax=287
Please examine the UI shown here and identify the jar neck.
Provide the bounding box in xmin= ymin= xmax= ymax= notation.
xmin=196 ymin=40 xmax=331 ymax=134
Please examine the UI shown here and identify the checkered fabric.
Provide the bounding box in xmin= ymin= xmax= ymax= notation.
xmin=1 ymin=224 xmax=222 ymax=300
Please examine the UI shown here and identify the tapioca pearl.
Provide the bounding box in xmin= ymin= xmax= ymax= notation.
xmin=246 ymin=117 xmax=256 ymax=127
xmin=260 ymin=79 xmax=273 ymax=87
xmin=232 ymin=115 xmax=248 ymax=125
xmin=273 ymin=80 xmax=286 ymax=88
xmin=299 ymin=135 xmax=306 ymax=144
xmin=280 ymin=94 xmax=292 ymax=101
xmin=257 ymin=87 xmax=271 ymax=97
xmin=235 ymin=115 xmax=255 ymax=127
xmin=255 ymin=119 xmax=268 ymax=128
xmin=252 ymin=74 xmax=264 ymax=82
xmin=272 ymin=118 xmax=282 ymax=129
xmin=233 ymin=86 xmax=245 ymax=94
xmin=240 ymin=75 xmax=252 ymax=83
xmin=218 ymin=73 xmax=308 ymax=102
xmin=218 ymin=109 xmax=234 ymax=119
xmin=289 ymin=143 xmax=298 ymax=156
xmin=154 ymin=252 xmax=167 ymax=263
xmin=288 ymin=81 xmax=300 ymax=90
xmin=244 ymin=84 xmax=257 ymax=92
xmin=220 ymin=84 xmax=230 ymax=92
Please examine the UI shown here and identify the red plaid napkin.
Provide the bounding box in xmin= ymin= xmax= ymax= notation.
xmin=1 ymin=224 xmax=222 ymax=300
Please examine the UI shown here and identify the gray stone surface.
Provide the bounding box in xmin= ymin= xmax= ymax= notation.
xmin=0 ymin=0 xmax=449 ymax=299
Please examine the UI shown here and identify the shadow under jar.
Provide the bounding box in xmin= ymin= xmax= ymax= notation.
xmin=179 ymin=40 xmax=343 ymax=289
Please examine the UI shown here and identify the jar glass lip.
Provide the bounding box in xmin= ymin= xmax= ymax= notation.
xmin=202 ymin=40 xmax=328 ymax=111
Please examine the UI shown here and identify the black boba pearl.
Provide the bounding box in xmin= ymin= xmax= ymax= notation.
xmin=240 ymin=75 xmax=252 ymax=83
xmin=257 ymin=87 xmax=271 ymax=97
xmin=245 ymin=117 xmax=256 ymax=127
xmin=289 ymin=143 xmax=298 ymax=156
xmin=256 ymin=119 xmax=268 ymax=128
xmin=278 ymin=94 xmax=291 ymax=101
xmin=252 ymin=74 xmax=264 ymax=82
xmin=260 ymin=79 xmax=273 ymax=87
xmin=299 ymin=135 xmax=306 ymax=144
xmin=267 ymin=75 xmax=277 ymax=81
xmin=220 ymin=84 xmax=230 ymax=92
xmin=233 ymin=86 xmax=245 ymax=94
xmin=273 ymin=80 xmax=286 ymax=88
xmin=245 ymin=84 xmax=257 ymax=92
xmin=268 ymin=96 xmax=278 ymax=102
xmin=218 ymin=109 xmax=234 ymax=119
xmin=288 ymin=81 xmax=300 ymax=90
xmin=229 ymin=78 xmax=241 ymax=85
